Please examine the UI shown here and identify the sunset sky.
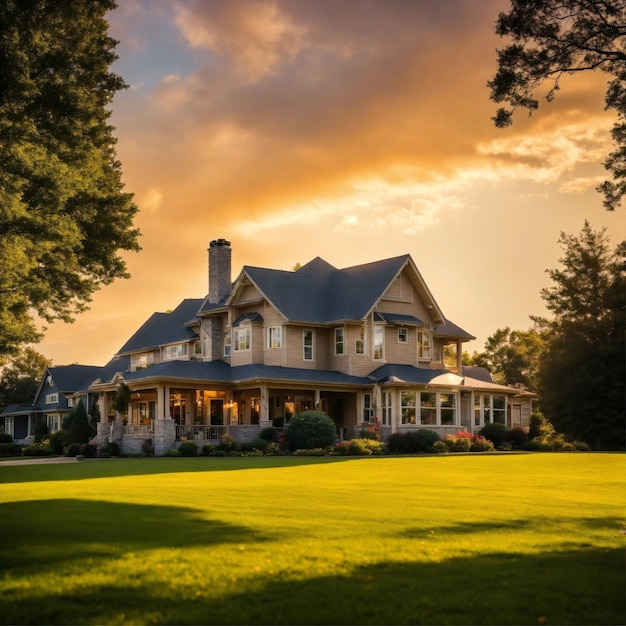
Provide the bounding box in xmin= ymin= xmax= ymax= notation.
xmin=38 ymin=0 xmax=624 ymax=366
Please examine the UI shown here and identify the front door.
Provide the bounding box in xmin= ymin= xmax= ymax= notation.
xmin=210 ymin=399 xmax=224 ymax=425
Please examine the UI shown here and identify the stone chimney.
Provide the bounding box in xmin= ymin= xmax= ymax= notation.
xmin=208 ymin=238 xmax=232 ymax=304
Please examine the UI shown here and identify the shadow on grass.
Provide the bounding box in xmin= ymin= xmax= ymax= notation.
xmin=0 ymin=498 xmax=272 ymax=571
xmin=1 ymin=546 xmax=623 ymax=625
xmin=0 ymin=455 xmax=361 ymax=484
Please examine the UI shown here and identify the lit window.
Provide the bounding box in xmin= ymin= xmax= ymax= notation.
xmin=374 ymin=326 xmax=384 ymax=360
xmin=234 ymin=327 xmax=251 ymax=351
xmin=267 ymin=326 xmax=282 ymax=349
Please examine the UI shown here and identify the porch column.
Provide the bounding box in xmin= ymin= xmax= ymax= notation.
xmin=260 ymin=384 xmax=271 ymax=426
xmin=98 ymin=392 xmax=110 ymax=423
xmin=314 ymin=389 xmax=321 ymax=410
xmin=456 ymin=339 xmax=463 ymax=373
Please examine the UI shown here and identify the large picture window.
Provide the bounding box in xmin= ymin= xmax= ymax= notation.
xmin=474 ymin=394 xmax=507 ymax=427
xmin=420 ymin=392 xmax=436 ymax=425
xmin=401 ymin=391 xmax=416 ymax=424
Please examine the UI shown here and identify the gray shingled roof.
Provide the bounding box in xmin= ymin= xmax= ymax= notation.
xmin=244 ymin=254 xmax=411 ymax=323
xmin=434 ymin=319 xmax=475 ymax=340
xmin=368 ymin=364 xmax=463 ymax=384
xmin=117 ymin=299 xmax=203 ymax=355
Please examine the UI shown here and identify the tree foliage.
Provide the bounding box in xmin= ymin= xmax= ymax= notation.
xmin=0 ymin=347 xmax=51 ymax=411
xmin=536 ymin=221 xmax=625 ymax=449
xmin=0 ymin=0 xmax=140 ymax=357
xmin=67 ymin=399 xmax=90 ymax=445
xmin=488 ymin=0 xmax=626 ymax=210
xmin=470 ymin=326 xmax=547 ymax=389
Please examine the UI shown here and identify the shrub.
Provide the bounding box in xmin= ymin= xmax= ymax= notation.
xmin=293 ymin=448 xmax=327 ymax=456
xmin=68 ymin=400 xmax=91 ymax=445
xmin=100 ymin=440 xmax=121 ymax=457
xmin=386 ymin=432 xmax=411 ymax=454
xmin=432 ymin=440 xmax=448 ymax=454
xmin=178 ymin=441 xmax=199 ymax=457
xmin=66 ymin=442 xmax=81 ymax=457
xmin=444 ymin=435 xmax=471 ymax=452
xmin=272 ymin=416 xmax=285 ymax=428
xmin=22 ymin=444 xmax=53 ymax=456
xmin=0 ymin=442 xmax=23 ymax=456
xmin=164 ymin=448 xmax=181 ymax=457
xmin=259 ymin=427 xmax=279 ymax=442
xmin=49 ymin=430 xmax=68 ymax=455
xmin=333 ymin=441 xmax=351 ymax=456
xmin=410 ymin=429 xmax=441 ymax=452
xmin=32 ymin=418 xmax=50 ymax=443
xmin=141 ymin=438 xmax=154 ymax=456
xmin=470 ymin=436 xmax=495 ymax=452
xmin=479 ymin=422 xmax=508 ymax=448
xmin=561 ymin=443 xmax=577 ymax=452
xmin=217 ymin=433 xmax=236 ymax=452
xmin=80 ymin=443 xmax=98 ymax=458
xmin=284 ymin=410 xmax=337 ymax=451
xmin=505 ymin=427 xmax=528 ymax=449
xmin=200 ymin=443 xmax=216 ymax=456
xmin=573 ymin=440 xmax=591 ymax=452
xmin=0 ymin=433 xmax=13 ymax=443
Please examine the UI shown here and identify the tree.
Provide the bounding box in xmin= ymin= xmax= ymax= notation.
xmin=0 ymin=347 xmax=51 ymax=411
xmin=536 ymin=221 xmax=625 ymax=449
xmin=488 ymin=0 xmax=626 ymax=210
xmin=470 ymin=326 xmax=547 ymax=389
xmin=67 ymin=399 xmax=90 ymax=445
xmin=0 ymin=0 xmax=140 ymax=358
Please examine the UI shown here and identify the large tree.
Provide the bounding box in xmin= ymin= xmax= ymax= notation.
xmin=488 ymin=0 xmax=626 ymax=210
xmin=536 ymin=221 xmax=625 ymax=449
xmin=470 ymin=326 xmax=546 ymax=390
xmin=0 ymin=0 xmax=140 ymax=357
xmin=0 ymin=347 xmax=50 ymax=410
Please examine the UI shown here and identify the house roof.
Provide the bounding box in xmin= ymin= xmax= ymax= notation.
xmin=368 ymin=364 xmax=464 ymax=386
xmin=93 ymin=360 xmax=371 ymax=388
xmin=116 ymin=299 xmax=203 ymax=355
xmin=234 ymin=254 xmax=437 ymax=324
xmin=0 ymin=403 xmax=41 ymax=417
xmin=434 ymin=319 xmax=475 ymax=340
xmin=461 ymin=366 xmax=493 ymax=383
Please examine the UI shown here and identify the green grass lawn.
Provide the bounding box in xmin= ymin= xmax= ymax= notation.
xmin=0 ymin=454 xmax=623 ymax=625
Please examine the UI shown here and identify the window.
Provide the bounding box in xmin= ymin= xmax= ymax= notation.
xmin=440 ymin=393 xmax=456 ymax=425
xmin=4 ymin=417 xmax=13 ymax=438
xmin=131 ymin=352 xmax=155 ymax=369
xmin=382 ymin=391 xmax=392 ymax=426
xmin=267 ymin=326 xmax=282 ymax=349
xmin=474 ymin=394 xmax=506 ymax=426
xmin=417 ymin=331 xmax=432 ymax=360
xmin=234 ymin=327 xmax=251 ymax=351
xmin=363 ymin=393 xmax=374 ymax=421
xmin=46 ymin=414 xmax=61 ymax=433
xmin=493 ymin=395 xmax=506 ymax=424
xmin=420 ymin=392 xmax=436 ymax=425
xmin=194 ymin=341 xmax=202 ymax=356
xmin=335 ymin=328 xmax=344 ymax=355
xmin=223 ymin=331 xmax=231 ymax=357
xmin=303 ymin=329 xmax=314 ymax=361
xmin=163 ymin=343 xmax=188 ymax=361
xmin=398 ymin=328 xmax=408 ymax=343
xmin=373 ymin=326 xmax=384 ymax=360
xmin=45 ymin=393 xmax=59 ymax=405
xmin=401 ymin=391 xmax=416 ymax=424
xmin=356 ymin=326 xmax=366 ymax=354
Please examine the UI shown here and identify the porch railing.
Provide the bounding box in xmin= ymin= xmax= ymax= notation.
xmin=122 ymin=424 xmax=154 ymax=436
xmin=176 ymin=425 xmax=227 ymax=442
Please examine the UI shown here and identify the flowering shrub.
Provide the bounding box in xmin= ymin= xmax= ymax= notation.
xmin=332 ymin=438 xmax=387 ymax=456
xmin=360 ymin=419 xmax=381 ymax=440
xmin=432 ymin=440 xmax=448 ymax=454
xmin=444 ymin=431 xmax=494 ymax=453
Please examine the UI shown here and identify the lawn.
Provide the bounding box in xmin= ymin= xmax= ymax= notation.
xmin=0 ymin=454 xmax=623 ymax=625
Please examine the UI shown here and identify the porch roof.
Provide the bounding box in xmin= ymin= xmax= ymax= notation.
xmin=0 ymin=403 xmax=41 ymax=417
xmin=369 ymin=364 xmax=464 ymax=386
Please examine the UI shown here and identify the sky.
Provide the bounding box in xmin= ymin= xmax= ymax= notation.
xmin=38 ymin=0 xmax=624 ymax=366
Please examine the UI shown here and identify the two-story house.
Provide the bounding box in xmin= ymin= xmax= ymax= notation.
xmin=80 ymin=239 xmax=533 ymax=454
